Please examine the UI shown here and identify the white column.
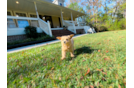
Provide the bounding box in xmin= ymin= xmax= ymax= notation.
xmin=34 ymin=1 xmax=41 ymax=29
xmin=34 ymin=2 xmax=39 ymax=19
xmin=71 ymin=12 xmax=76 ymax=34
xmin=61 ymin=9 xmax=64 ymax=27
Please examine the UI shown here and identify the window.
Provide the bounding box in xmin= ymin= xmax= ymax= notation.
xmin=7 ymin=12 xmax=11 ymax=16
xmin=16 ymin=12 xmax=27 ymax=17
xmin=15 ymin=12 xmax=29 ymax=28
xmin=29 ymin=14 xmax=39 ymax=27
xmin=30 ymin=14 xmax=37 ymax=18
xmin=60 ymin=3 xmax=62 ymax=6
xmin=7 ymin=11 xmax=16 ymax=28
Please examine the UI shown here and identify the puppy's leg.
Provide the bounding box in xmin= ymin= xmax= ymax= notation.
xmin=70 ymin=51 xmax=74 ymax=57
xmin=70 ymin=44 xmax=74 ymax=57
xmin=70 ymin=50 xmax=74 ymax=58
xmin=61 ymin=50 xmax=66 ymax=60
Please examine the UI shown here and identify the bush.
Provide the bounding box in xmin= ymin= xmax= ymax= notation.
xmin=100 ymin=26 xmax=108 ymax=32
xmin=118 ymin=18 xmax=126 ymax=29
xmin=24 ymin=26 xmax=38 ymax=38
xmin=7 ymin=34 xmax=55 ymax=46
xmin=94 ymin=26 xmax=108 ymax=32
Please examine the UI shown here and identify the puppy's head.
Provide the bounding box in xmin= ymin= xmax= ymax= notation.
xmin=56 ymin=34 xmax=74 ymax=45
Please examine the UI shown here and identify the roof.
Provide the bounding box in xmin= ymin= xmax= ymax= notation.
xmin=7 ymin=0 xmax=86 ymax=18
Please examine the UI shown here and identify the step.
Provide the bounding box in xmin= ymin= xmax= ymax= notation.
xmin=52 ymin=29 xmax=74 ymax=37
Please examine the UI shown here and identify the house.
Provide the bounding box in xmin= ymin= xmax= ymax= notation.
xmin=7 ymin=0 xmax=95 ymax=43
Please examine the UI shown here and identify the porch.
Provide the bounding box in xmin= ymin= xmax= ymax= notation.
xmin=7 ymin=0 xmax=94 ymax=42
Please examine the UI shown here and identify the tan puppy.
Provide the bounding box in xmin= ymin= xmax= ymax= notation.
xmin=56 ymin=34 xmax=74 ymax=60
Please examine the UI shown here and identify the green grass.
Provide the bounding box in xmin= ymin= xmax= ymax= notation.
xmin=7 ymin=30 xmax=126 ymax=88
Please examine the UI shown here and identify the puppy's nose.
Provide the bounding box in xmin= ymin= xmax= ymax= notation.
xmin=64 ymin=41 xmax=66 ymax=43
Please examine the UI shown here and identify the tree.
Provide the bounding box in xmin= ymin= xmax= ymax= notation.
xmin=66 ymin=0 xmax=126 ymax=31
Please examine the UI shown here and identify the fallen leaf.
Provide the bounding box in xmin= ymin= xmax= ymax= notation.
xmin=115 ymin=74 xmax=118 ymax=79
xmin=51 ymin=67 xmax=54 ymax=70
xmin=109 ymin=67 xmax=112 ymax=69
xmin=17 ymin=62 xmax=22 ymax=67
xmin=76 ymin=77 xmax=79 ymax=81
xmin=118 ymin=84 xmax=121 ymax=88
xmin=97 ymin=43 xmax=101 ymax=45
xmin=43 ymin=64 xmax=47 ymax=66
xmin=52 ymin=58 xmax=55 ymax=60
xmin=104 ymin=58 xmax=109 ymax=61
xmin=84 ymin=86 xmax=89 ymax=88
xmin=89 ymin=85 xmax=94 ymax=88
xmin=70 ymin=74 xmax=73 ymax=76
xmin=66 ymin=76 xmax=69 ymax=80
xmin=36 ymin=70 xmax=39 ymax=72
xmin=98 ymin=50 xmax=101 ymax=52
xmin=83 ymin=60 xmax=86 ymax=62
xmin=97 ymin=82 xmax=99 ymax=86
xmin=109 ymin=86 xmax=113 ymax=88
xmin=99 ymin=85 xmax=104 ymax=87
xmin=80 ymin=76 xmax=84 ymax=80
xmin=96 ymin=68 xmax=103 ymax=72
xmin=123 ymin=82 xmax=126 ymax=86
xmin=102 ymin=77 xmax=106 ymax=81
xmin=102 ymin=72 xmax=107 ymax=75
xmin=9 ymin=58 xmax=12 ymax=60
xmin=42 ymin=49 xmax=45 ymax=51
xmin=85 ymin=68 xmax=90 ymax=76
xmin=59 ymin=77 xmax=62 ymax=80
xmin=106 ymin=50 xmax=109 ymax=53
xmin=22 ymin=51 xmax=24 ymax=54
xmin=123 ymin=78 xmax=126 ymax=86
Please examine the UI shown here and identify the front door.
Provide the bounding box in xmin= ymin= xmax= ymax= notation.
xmin=43 ymin=15 xmax=53 ymax=28
xmin=59 ymin=17 xmax=62 ymax=27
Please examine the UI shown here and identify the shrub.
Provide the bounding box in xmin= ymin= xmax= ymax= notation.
xmin=100 ymin=26 xmax=108 ymax=32
xmin=118 ymin=18 xmax=126 ymax=29
xmin=94 ymin=26 xmax=99 ymax=32
xmin=94 ymin=26 xmax=108 ymax=32
xmin=88 ymin=23 xmax=94 ymax=28
xmin=7 ymin=34 xmax=55 ymax=46
xmin=24 ymin=26 xmax=38 ymax=38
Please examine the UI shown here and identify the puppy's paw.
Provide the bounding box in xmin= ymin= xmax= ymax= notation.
xmin=61 ymin=57 xmax=65 ymax=60
xmin=71 ymin=54 xmax=75 ymax=58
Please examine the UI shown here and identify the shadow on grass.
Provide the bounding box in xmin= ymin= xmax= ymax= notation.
xmin=75 ymin=46 xmax=98 ymax=55
xmin=65 ymin=46 xmax=98 ymax=61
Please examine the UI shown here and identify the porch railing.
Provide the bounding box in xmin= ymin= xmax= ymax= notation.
xmin=7 ymin=16 xmax=52 ymax=37
xmin=63 ymin=20 xmax=76 ymax=34
xmin=38 ymin=19 xmax=52 ymax=37
xmin=63 ymin=20 xmax=87 ymax=34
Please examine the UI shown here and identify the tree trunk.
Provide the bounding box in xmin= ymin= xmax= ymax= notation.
xmin=105 ymin=1 xmax=107 ymax=14
xmin=96 ymin=6 xmax=98 ymax=26
xmin=92 ymin=0 xmax=94 ymax=25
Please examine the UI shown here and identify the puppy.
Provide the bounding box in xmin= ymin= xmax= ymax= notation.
xmin=56 ymin=34 xmax=75 ymax=60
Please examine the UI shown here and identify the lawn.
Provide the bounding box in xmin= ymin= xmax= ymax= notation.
xmin=7 ymin=30 xmax=126 ymax=88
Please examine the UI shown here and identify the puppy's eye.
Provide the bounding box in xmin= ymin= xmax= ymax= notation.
xmin=66 ymin=39 xmax=68 ymax=41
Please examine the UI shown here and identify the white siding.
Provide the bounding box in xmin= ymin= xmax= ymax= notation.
xmin=7 ymin=27 xmax=43 ymax=36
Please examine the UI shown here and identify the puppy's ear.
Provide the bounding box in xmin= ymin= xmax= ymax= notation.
xmin=69 ymin=34 xmax=74 ymax=39
xmin=56 ymin=37 xmax=61 ymax=40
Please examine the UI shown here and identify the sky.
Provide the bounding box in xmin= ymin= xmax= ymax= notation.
xmin=64 ymin=0 xmax=116 ymax=14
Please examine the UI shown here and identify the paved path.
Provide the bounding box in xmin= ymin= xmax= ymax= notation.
xmin=7 ymin=34 xmax=87 ymax=53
